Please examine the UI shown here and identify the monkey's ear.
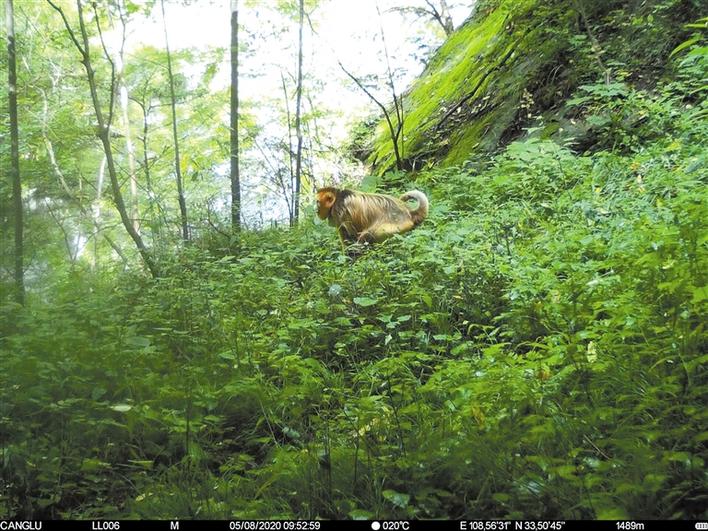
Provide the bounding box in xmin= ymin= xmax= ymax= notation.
xmin=319 ymin=191 xmax=336 ymax=208
xmin=316 ymin=190 xmax=336 ymax=220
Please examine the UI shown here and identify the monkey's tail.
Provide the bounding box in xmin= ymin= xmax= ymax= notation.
xmin=400 ymin=190 xmax=429 ymax=226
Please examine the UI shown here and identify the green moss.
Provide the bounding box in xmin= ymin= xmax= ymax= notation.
xmin=368 ymin=0 xmax=571 ymax=173
xmin=442 ymin=101 xmax=516 ymax=165
xmin=368 ymin=0 xmax=704 ymax=174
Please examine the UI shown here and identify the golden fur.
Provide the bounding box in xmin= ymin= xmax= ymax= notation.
xmin=316 ymin=187 xmax=429 ymax=244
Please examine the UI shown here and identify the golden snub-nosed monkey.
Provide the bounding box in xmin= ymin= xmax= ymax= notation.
xmin=316 ymin=187 xmax=429 ymax=244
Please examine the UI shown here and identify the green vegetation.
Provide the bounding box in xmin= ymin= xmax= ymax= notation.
xmin=369 ymin=0 xmax=704 ymax=171
xmin=3 ymin=69 xmax=706 ymax=519
xmin=2 ymin=0 xmax=707 ymax=521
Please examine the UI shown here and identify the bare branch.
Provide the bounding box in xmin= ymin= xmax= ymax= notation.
xmin=339 ymin=61 xmax=403 ymax=170
xmin=424 ymin=0 xmax=453 ymax=35
xmin=93 ymin=2 xmax=117 ymax=127
xmin=376 ymin=3 xmax=404 ymax=160
xmin=338 ymin=61 xmax=388 ymax=115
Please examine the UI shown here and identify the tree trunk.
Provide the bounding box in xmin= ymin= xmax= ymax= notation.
xmin=135 ymin=98 xmax=169 ymax=238
xmin=293 ymin=0 xmax=304 ymax=224
xmin=116 ymin=0 xmax=139 ymax=234
xmin=280 ymin=71 xmax=294 ymax=199
xmin=6 ymin=0 xmax=24 ymax=305
xmin=118 ymin=81 xmax=140 ymax=233
xmin=40 ymin=87 xmax=125 ymax=271
xmin=48 ymin=0 xmax=158 ymax=277
xmin=230 ymin=0 xmax=241 ymax=231
xmin=118 ymin=81 xmax=139 ymax=233
xmin=161 ymin=0 xmax=189 ymax=241
xmin=280 ymin=71 xmax=296 ymax=225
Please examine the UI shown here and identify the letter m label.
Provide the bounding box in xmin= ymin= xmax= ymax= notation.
xmin=170 ymin=522 xmax=179 ymax=530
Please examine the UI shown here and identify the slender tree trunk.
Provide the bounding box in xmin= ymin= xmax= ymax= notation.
xmin=135 ymin=98 xmax=165 ymax=238
xmin=304 ymin=93 xmax=320 ymax=192
xmin=280 ymin=71 xmax=294 ymax=195
xmin=118 ymin=80 xmax=140 ymax=233
xmin=6 ymin=0 xmax=24 ymax=305
xmin=161 ymin=0 xmax=189 ymax=241
xmin=47 ymin=0 xmax=159 ymax=277
xmin=253 ymin=139 xmax=292 ymax=224
xmin=43 ymin=198 xmax=76 ymax=263
xmin=230 ymin=0 xmax=241 ymax=231
xmin=133 ymin=98 xmax=153 ymax=192
xmin=293 ymin=0 xmax=304 ymax=224
xmin=139 ymin=102 xmax=152 ymax=190
xmin=118 ymin=80 xmax=139 ymax=235
xmin=116 ymin=0 xmax=139 ymax=234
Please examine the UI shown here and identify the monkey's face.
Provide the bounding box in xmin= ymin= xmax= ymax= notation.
xmin=316 ymin=189 xmax=336 ymax=220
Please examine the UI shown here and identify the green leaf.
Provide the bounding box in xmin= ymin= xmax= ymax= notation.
xmin=218 ymin=350 xmax=236 ymax=360
xmin=282 ymin=426 xmax=301 ymax=440
xmin=692 ymin=285 xmax=707 ymax=303
xmin=349 ymin=509 xmax=375 ymax=520
xmin=670 ymin=36 xmax=701 ymax=57
xmin=353 ymin=297 xmax=378 ymax=307
xmin=421 ymin=293 xmax=433 ymax=308
xmin=80 ymin=458 xmax=110 ymax=472
xmin=597 ymin=508 xmax=630 ymax=519
xmin=666 ymin=451 xmax=691 ymax=466
xmin=360 ymin=174 xmax=380 ymax=192
xmin=554 ymin=465 xmax=578 ymax=480
xmin=492 ymin=492 xmax=511 ymax=503
xmin=91 ymin=387 xmax=107 ymax=400
xmin=693 ymin=432 xmax=708 ymax=443
xmin=111 ymin=404 xmax=133 ymax=413
xmin=127 ymin=460 xmax=154 ymax=469
xmin=126 ymin=336 xmax=151 ymax=348
xmin=383 ymin=489 xmax=410 ymax=508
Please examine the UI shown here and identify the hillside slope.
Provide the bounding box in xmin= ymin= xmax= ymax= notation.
xmin=367 ymin=0 xmax=703 ymax=171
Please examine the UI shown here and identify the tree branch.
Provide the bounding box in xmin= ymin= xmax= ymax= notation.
xmin=338 ymin=60 xmax=403 ymax=169
xmin=93 ymin=2 xmax=117 ymax=127
xmin=376 ymin=2 xmax=403 ymax=147
xmin=45 ymin=0 xmax=86 ymax=57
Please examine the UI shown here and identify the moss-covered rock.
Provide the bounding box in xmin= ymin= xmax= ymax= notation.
xmin=367 ymin=0 xmax=702 ymax=173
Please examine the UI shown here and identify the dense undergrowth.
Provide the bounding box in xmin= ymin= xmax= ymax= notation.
xmin=2 ymin=59 xmax=706 ymax=518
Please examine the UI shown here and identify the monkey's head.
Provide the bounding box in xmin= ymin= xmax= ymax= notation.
xmin=316 ymin=187 xmax=338 ymax=220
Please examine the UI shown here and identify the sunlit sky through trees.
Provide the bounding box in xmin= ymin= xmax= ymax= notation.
xmin=102 ymin=0 xmax=473 ymax=225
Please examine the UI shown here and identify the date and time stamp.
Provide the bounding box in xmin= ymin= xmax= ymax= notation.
xmin=1 ymin=521 xmax=705 ymax=531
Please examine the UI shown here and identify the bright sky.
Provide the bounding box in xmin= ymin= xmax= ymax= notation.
xmin=126 ymin=0 xmax=471 ymax=114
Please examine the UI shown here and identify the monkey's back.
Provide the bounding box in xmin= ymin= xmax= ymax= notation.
xmin=332 ymin=190 xmax=411 ymax=233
